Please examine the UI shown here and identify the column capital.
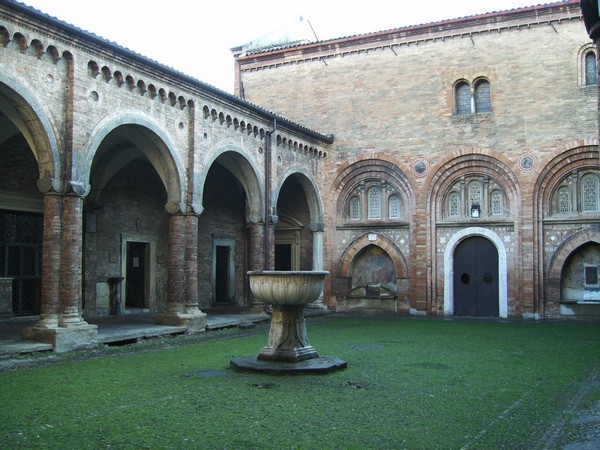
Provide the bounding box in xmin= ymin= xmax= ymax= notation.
xmin=310 ymin=222 xmax=325 ymax=232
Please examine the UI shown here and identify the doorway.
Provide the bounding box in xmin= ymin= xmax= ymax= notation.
xmin=453 ymin=236 xmax=499 ymax=316
xmin=212 ymin=237 xmax=235 ymax=304
xmin=126 ymin=241 xmax=148 ymax=309
xmin=275 ymin=243 xmax=292 ymax=271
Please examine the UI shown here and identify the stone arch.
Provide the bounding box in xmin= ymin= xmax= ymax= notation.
xmin=338 ymin=233 xmax=408 ymax=280
xmin=197 ymin=144 xmax=263 ymax=221
xmin=273 ymin=167 xmax=323 ymax=224
xmin=547 ymin=227 xmax=600 ymax=280
xmin=443 ymin=227 xmax=508 ymax=318
xmin=0 ymin=69 xmax=61 ymax=192
xmin=83 ymin=111 xmax=186 ymax=212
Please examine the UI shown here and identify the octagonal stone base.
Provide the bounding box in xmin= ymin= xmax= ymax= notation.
xmin=230 ymin=356 xmax=347 ymax=374
xmin=22 ymin=323 xmax=98 ymax=353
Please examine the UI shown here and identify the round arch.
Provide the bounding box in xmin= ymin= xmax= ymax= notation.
xmin=0 ymin=71 xmax=61 ymax=191
xmin=83 ymin=111 xmax=186 ymax=212
xmin=273 ymin=167 xmax=323 ymax=224
xmin=197 ymin=144 xmax=263 ymax=221
xmin=338 ymin=233 xmax=408 ymax=280
xmin=443 ymin=227 xmax=508 ymax=318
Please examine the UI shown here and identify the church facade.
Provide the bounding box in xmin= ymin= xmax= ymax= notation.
xmin=0 ymin=1 xmax=598 ymax=351
xmin=232 ymin=0 xmax=600 ymax=320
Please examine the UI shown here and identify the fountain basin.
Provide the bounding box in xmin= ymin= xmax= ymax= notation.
xmin=231 ymin=270 xmax=346 ymax=373
xmin=247 ymin=271 xmax=328 ymax=306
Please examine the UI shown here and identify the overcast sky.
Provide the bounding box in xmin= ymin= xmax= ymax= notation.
xmin=21 ymin=0 xmax=553 ymax=92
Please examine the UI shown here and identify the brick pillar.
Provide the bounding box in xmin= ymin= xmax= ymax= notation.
xmin=59 ymin=195 xmax=87 ymax=327
xmin=37 ymin=193 xmax=62 ymax=327
xmin=155 ymin=214 xmax=206 ymax=331
xmin=247 ymin=221 xmax=265 ymax=312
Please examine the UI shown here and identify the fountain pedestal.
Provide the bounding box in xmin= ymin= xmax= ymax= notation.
xmin=230 ymin=271 xmax=347 ymax=374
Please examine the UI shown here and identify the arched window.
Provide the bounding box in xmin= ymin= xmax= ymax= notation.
xmin=468 ymin=181 xmax=482 ymax=209
xmin=367 ymin=187 xmax=381 ymax=219
xmin=448 ymin=192 xmax=460 ymax=217
xmin=455 ymin=81 xmax=471 ymax=115
xmin=491 ymin=190 xmax=503 ymax=215
xmin=585 ymin=51 xmax=597 ymax=86
xmin=557 ymin=186 xmax=571 ymax=214
xmin=349 ymin=196 xmax=361 ymax=221
xmin=474 ymin=79 xmax=491 ymax=113
xmin=581 ymin=174 xmax=599 ymax=212
xmin=388 ymin=195 xmax=401 ymax=219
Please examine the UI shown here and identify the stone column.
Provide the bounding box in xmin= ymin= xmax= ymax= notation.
xmin=308 ymin=222 xmax=327 ymax=309
xmin=155 ymin=214 xmax=206 ymax=330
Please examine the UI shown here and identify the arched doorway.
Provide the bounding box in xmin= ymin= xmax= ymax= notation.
xmin=453 ymin=236 xmax=499 ymax=317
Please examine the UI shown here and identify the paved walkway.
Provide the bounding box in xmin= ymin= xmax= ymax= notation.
xmin=0 ymin=306 xmax=310 ymax=357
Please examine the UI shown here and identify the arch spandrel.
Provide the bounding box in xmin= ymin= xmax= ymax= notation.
xmin=83 ymin=111 xmax=186 ymax=213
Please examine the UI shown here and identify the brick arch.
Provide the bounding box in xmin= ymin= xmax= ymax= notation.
xmin=84 ymin=111 xmax=186 ymax=213
xmin=428 ymin=151 xmax=521 ymax=219
xmin=274 ymin=167 xmax=323 ymax=224
xmin=337 ymin=233 xmax=408 ymax=279
xmin=331 ymin=157 xmax=414 ymax=218
xmin=0 ymin=70 xmax=62 ymax=192
xmin=547 ymin=227 xmax=600 ymax=280
xmin=534 ymin=144 xmax=599 ymax=218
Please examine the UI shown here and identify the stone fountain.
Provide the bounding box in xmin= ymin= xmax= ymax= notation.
xmin=230 ymin=271 xmax=347 ymax=374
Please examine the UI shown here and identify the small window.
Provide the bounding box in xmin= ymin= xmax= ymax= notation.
xmin=455 ymin=81 xmax=471 ymax=115
xmin=349 ymin=197 xmax=360 ymax=221
xmin=581 ymin=174 xmax=599 ymax=212
xmin=388 ymin=195 xmax=401 ymax=219
xmin=448 ymin=192 xmax=460 ymax=217
xmin=558 ymin=186 xmax=571 ymax=214
xmin=585 ymin=51 xmax=597 ymax=86
xmin=468 ymin=181 xmax=482 ymax=209
xmin=585 ymin=265 xmax=599 ymax=286
xmin=491 ymin=190 xmax=503 ymax=215
xmin=474 ymin=80 xmax=491 ymax=113
xmin=368 ymin=187 xmax=381 ymax=220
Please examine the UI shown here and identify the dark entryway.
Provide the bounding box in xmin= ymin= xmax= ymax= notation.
xmin=215 ymin=245 xmax=231 ymax=303
xmin=126 ymin=241 xmax=147 ymax=309
xmin=275 ymin=243 xmax=292 ymax=271
xmin=453 ymin=236 xmax=499 ymax=317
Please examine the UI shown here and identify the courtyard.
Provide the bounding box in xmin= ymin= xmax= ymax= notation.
xmin=1 ymin=315 xmax=598 ymax=449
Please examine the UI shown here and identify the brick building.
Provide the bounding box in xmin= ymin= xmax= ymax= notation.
xmin=233 ymin=0 xmax=600 ymax=319
xmin=0 ymin=1 xmax=598 ymax=351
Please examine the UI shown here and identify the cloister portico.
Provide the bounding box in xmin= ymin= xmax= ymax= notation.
xmin=0 ymin=1 xmax=332 ymax=351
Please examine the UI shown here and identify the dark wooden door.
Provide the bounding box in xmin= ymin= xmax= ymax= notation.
xmin=453 ymin=236 xmax=499 ymax=317
xmin=126 ymin=242 xmax=146 ymax=308
xmin=215 ymin=245 xmax=230 ymax=303
xmin=274 ymin=243 xmax=292 ymax=271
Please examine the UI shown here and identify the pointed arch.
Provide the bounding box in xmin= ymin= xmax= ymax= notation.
xmin=338 ymin=233 xmax=408 ymax=280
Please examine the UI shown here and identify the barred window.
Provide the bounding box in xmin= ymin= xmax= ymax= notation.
xmin=585 ymin=51 xmax=597 ymax=86
xmin=581 ymin=174 xmax=599 ymax=212
xmin=474 ymin=80 xmax=491 ymax=113
xmin=388 ymin=195 xmax=401 ymax=219
xmin=491 ymin=190 xmax=503 ymax=215
xmin=448 ymin=192 xmax=460 ymax=217
xmin=349 ymin=196 xmax=360 ymax=220
xmin=455 ymin=81 xmax=471 ymax=115
xmin=368 ymin=187 xmax=381 ymax=219
xmin=558 ymin=186 xmax=571 ymax=214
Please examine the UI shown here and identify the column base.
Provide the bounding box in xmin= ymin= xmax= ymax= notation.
xmin=154 ymin=311 xmax=207 ymax=333
xmin=22 ymin=323 xmax=98 ymax=353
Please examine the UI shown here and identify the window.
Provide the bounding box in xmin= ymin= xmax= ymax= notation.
xmin=584 ymin=265 xmax=599 ymax=286
xmin=491 ymin=190 xmax=503 ymax=215
xmin=474 ymin=80 xmax=491 ymax=113
xmin=585 ymin=51 xmax=597 ymax=86
xmin=581 ymin=174 xmax=599 ymax=212
xmin=367 ymin=187 xmax=381 ymax=220
xmin=468 ymin=181 xmax=482 ymax=209
xmin=349 ymin=197 xmax=360 ymax=220
xmin=455 ymin=81 xmax=471 ymax=115
xmin=388 ymin=195 xmax=400 ymax=219
xmin=557 ymin=186 xmax=571 ymax=214
xmin=448 ymin=192 xmax=460 ymax=217
xmin=454 ymin=78 xmax=491 ymax=115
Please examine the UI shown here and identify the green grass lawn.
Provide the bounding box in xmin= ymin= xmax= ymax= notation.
xmin=1 ymin=316 xmax=599 ymax=449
